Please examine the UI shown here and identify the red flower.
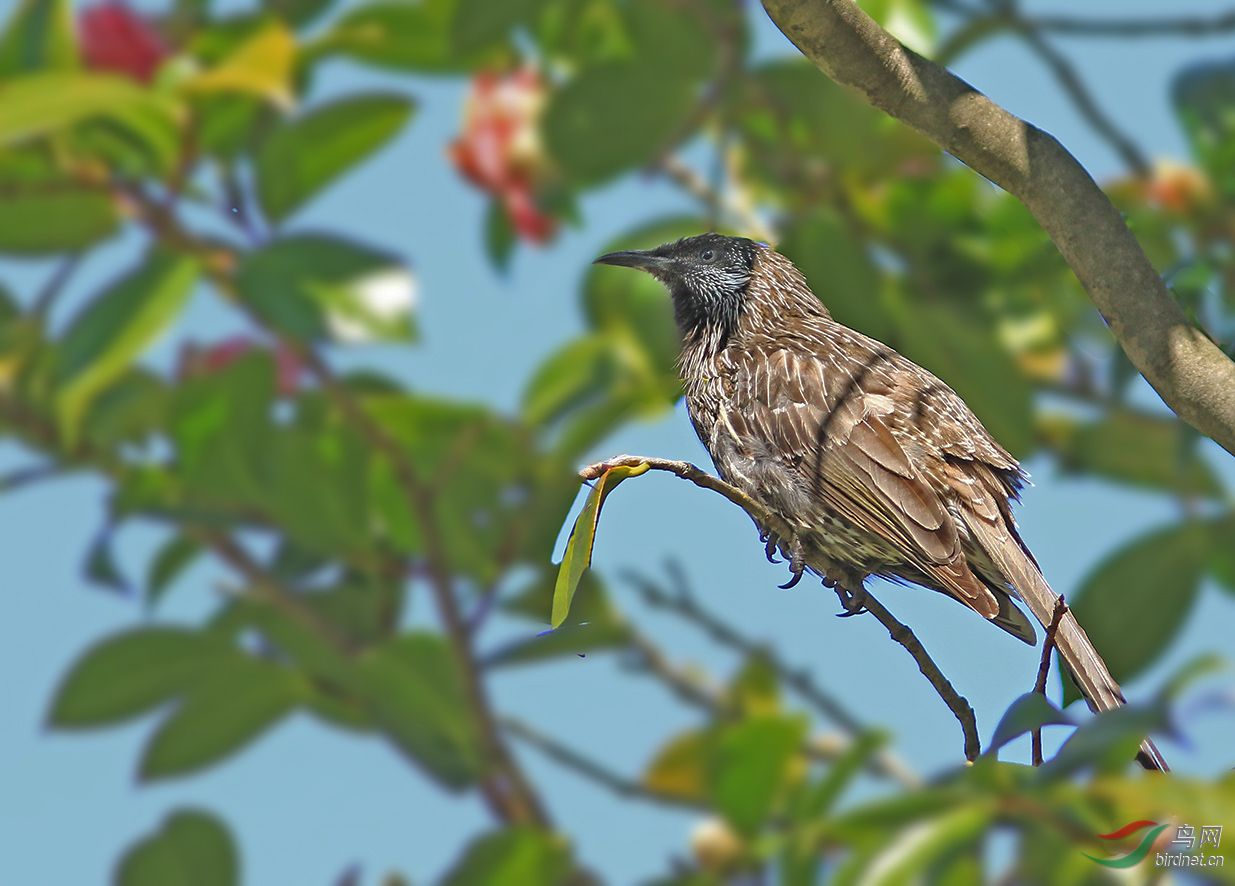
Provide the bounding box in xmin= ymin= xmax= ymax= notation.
xmin=450 ymin=67 xmax=558 ymax=244
xmin=79 ymin=3 xmax=167 ymax=83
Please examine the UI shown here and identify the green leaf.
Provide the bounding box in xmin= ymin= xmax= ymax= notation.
xmin=140 ymin=657 xmax=304 ymax=780
xmin=255 ymin=93 xmax=415 ymax=223
xmin=1041 ymin=411 xmax=1221 ymax=498
xmin=489 ymin=571 xmax=628 ymax=667
xmin=710 ymin=715 xmax=805 ymax=835
xmin=484 ymin=198 xmax=517 ymax=273
xmin=0 ymin=0 xmax=77 ymax=76
xmin=894 ymin=299 xmax=1035 ymax=456
xmin=48 ymin=628 xmax=232 ymax=728
xmin=84 ymin=524 xmax=129 ymax=593
xmin=986 ymin=692 xmax=1074 ymax=755
xmin=0 ymin=185 xmax=118 ymax=255
xmin=351 ymin=632 xmax=483 ymax=788
xmin=1174 ymin=59 xmax=1235 ymax=197
xmin=521 ymin=335 xmax=617 ymax=427
xmin=779 ymin=209 xmax=889 ymax=341
xmin=441 ymin=827 xmax=572 ymax=886
xmin=791 ymin=731 xmax=887 ymax=820
xmin=1064 ymin=521 xmax=1208 ymax=706
xmin=116 ymin=809 xmax=239 ymax=886
xmin=835 ymin=806 xmax=989 ymax=886
xmin=0 ymin=72 xmax=179 ymax=168
xmin=325 ymin=0 xmax=506 ymax=74
xmin=264 ymin=0 xmax=337 ymax=28
xmin=450 ymin=0 xmax=541 ymax=55
xmin=551 ymin=462 xmax=649 ymax=628
xmin=146 ymin=534 xmax=202 ymax=610
xmin=1037 ymin=701 xmax=1173 ymax=781
xmin=235 ymin=235 xmax=415 ymax=344
xmin=53 ymin=252 xmax=199 ymax=441
xmin=543 ymin=62 xmax=695 ymax=185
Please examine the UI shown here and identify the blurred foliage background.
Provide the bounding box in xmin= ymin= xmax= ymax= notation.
xmin=2 ymin=0 xmax=1235 ymax=883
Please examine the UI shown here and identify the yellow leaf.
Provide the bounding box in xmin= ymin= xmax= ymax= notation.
xmin=182 ymin=22 xmax=296 ymax=109
xmin=644 ymin=729 xmax=712 ymax=801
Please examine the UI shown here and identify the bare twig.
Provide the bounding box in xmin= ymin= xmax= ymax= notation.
xmin=1031 ymin=10 xmax=1235 ymax=40
xmin=0 ymin=463 xmax=60 ymax=493
xmin=624 ymin=565 xmax=919 ymax=786
xmin=759 ymin=0 xmax=1235 ymax=457
xmin=1031 ymin=596 xmax=1068 ymax=767
xmin=32 ymin=253 xmax=82 ymax=319
xmin=654 ymin=155 xmax=774 ymax=242
xmin=502 ymin=716 xmax=707 ymax=812
xmin=585 ymin=454 xmax=979 ymax=763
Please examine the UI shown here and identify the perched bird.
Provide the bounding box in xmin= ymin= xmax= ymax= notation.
xmin=595 ymin=233 xmax=1167 ymax=771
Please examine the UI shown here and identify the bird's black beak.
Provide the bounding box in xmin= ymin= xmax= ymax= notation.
xmin=593 ymin=249 xmax=674 ymax=273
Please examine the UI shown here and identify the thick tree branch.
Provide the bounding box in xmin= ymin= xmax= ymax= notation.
xmin=760 ymin=0 xmax=1235 ymax=458
xmin=585 ymin=455 xmax=980 ymax=762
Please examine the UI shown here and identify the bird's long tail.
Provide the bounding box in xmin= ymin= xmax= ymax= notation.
xmin=967 ymin=519 xmax=1169 ymax=771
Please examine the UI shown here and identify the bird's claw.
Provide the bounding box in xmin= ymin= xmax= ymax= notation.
xmin=777 ymin=537 xmax=806 ymax=589
xmin=832 ymin=584 xmax=868 ymax=617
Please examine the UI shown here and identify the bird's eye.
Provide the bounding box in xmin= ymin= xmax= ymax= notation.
xmin=700 ymin=249 xmax=716 ymax=262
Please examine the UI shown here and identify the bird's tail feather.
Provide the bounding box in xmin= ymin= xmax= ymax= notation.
xmin=967 ymin=518 xmax=1169 ymax=771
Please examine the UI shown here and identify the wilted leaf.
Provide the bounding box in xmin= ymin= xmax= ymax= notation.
xmin=255 ymin=93 xmax=415 ymax=223
xmin=986 ymin=692 xmax=1075 ymax=755
xmin=236 ymin=235 xmax=415 ymax=344
xmin=441 ymin=827 xmax=572 ymax=886
xmin=551 ymin=462 xmax=650 ymax=628
xmin=48 ymin=628 xmax=232 ymax=728
xmin=139 ymin=656 xmax=304 ymax=780
xmin=53 ymin=252 xmax=199 ymax=441
xmin=1064 ymin=521 xmax=1208 ymax=706
xmin=0 ymin=0 xmax=77 ymax=75
xmin=351 ymin=632 xmax=483 ymax=788
xmin=116 ymin=809 xmax=238 ymax=886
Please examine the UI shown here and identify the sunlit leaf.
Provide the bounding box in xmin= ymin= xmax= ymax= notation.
xmin=116 ymin=809 xmax=238 ymax=886
xmin=53 ymin=252 xmax=198 ymax=441
xmin=139 ymin=656 xmax=305 ymax=780
xmin=0 ymin=72 xmax=179 ymax=166
xmin=441 ymin=827 xmax=572 ymax=886
xmin=1064 ymin=521 xmax=1208 ymax=706
xmin=351 ymin=632 xmax=483 ymax=788
xmin=0 ymin=0 xmax=77 ymax=76
xmin=834 ymin=806 xmax=990 ymax=886
xmin=235 ymin=235 xmax=416 ymax=344
xmin=255 ymin=93 xmax=415 ymax=223
xmin=711 ymin=715 xmax=805 ymax=835
xmin=182 ymin=20 xmax=296 ymax=108
xmin=48 ymin=628 xmax=232 ymax=728
xmin=551 ymin=462 xmax=649 ymax=628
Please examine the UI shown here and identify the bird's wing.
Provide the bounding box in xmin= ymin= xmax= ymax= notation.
xmin=727 ymin=335 xmax=999 ymax=617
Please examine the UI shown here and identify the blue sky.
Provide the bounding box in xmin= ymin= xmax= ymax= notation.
xmin=3 ymin=1 xmax=1235 ymax=883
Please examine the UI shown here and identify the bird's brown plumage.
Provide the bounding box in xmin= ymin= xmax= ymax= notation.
xmin=598 ymin=234 xmax=1166 ymax=771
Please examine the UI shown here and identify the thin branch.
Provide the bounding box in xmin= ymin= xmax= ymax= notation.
xmin=119 ymin=185 xmax=552 ymax=830
xmin=759 ymin=0 xmax=1235 ymax=458
xmin=502 ymin=716 xmax=707 ymax=812
xmin=585 ymin=454 xmax=979 ymax=763
xmin=654 ymin=154 xmax=774 ymax=242
xmin=32 ymin=253 xmax=82 ymax=319
xmin=1031 ymin=10 xmax=1235 ymax=40
xmin=1031 ymin=596 xmax=1067 ymax=767
xmin=623 ymin=565 xmax=919 ymax=786
xmin=0 ymin=463 xmax=60 ymax=493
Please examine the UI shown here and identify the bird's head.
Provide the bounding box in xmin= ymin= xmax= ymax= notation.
xmin=594 ymin=233 xmax=761 ymax=333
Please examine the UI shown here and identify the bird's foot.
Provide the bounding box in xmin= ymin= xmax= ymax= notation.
xmin=832 ymin=583 xmax=869 ymax=618
xmin=778 ymin=535 xmax=806 ymax=590
xmin=759 ymin=528 xmax=781 ymax=564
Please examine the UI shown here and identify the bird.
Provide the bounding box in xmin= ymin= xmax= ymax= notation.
xmin=595 ymin=232 xmax=1168 ymax=771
